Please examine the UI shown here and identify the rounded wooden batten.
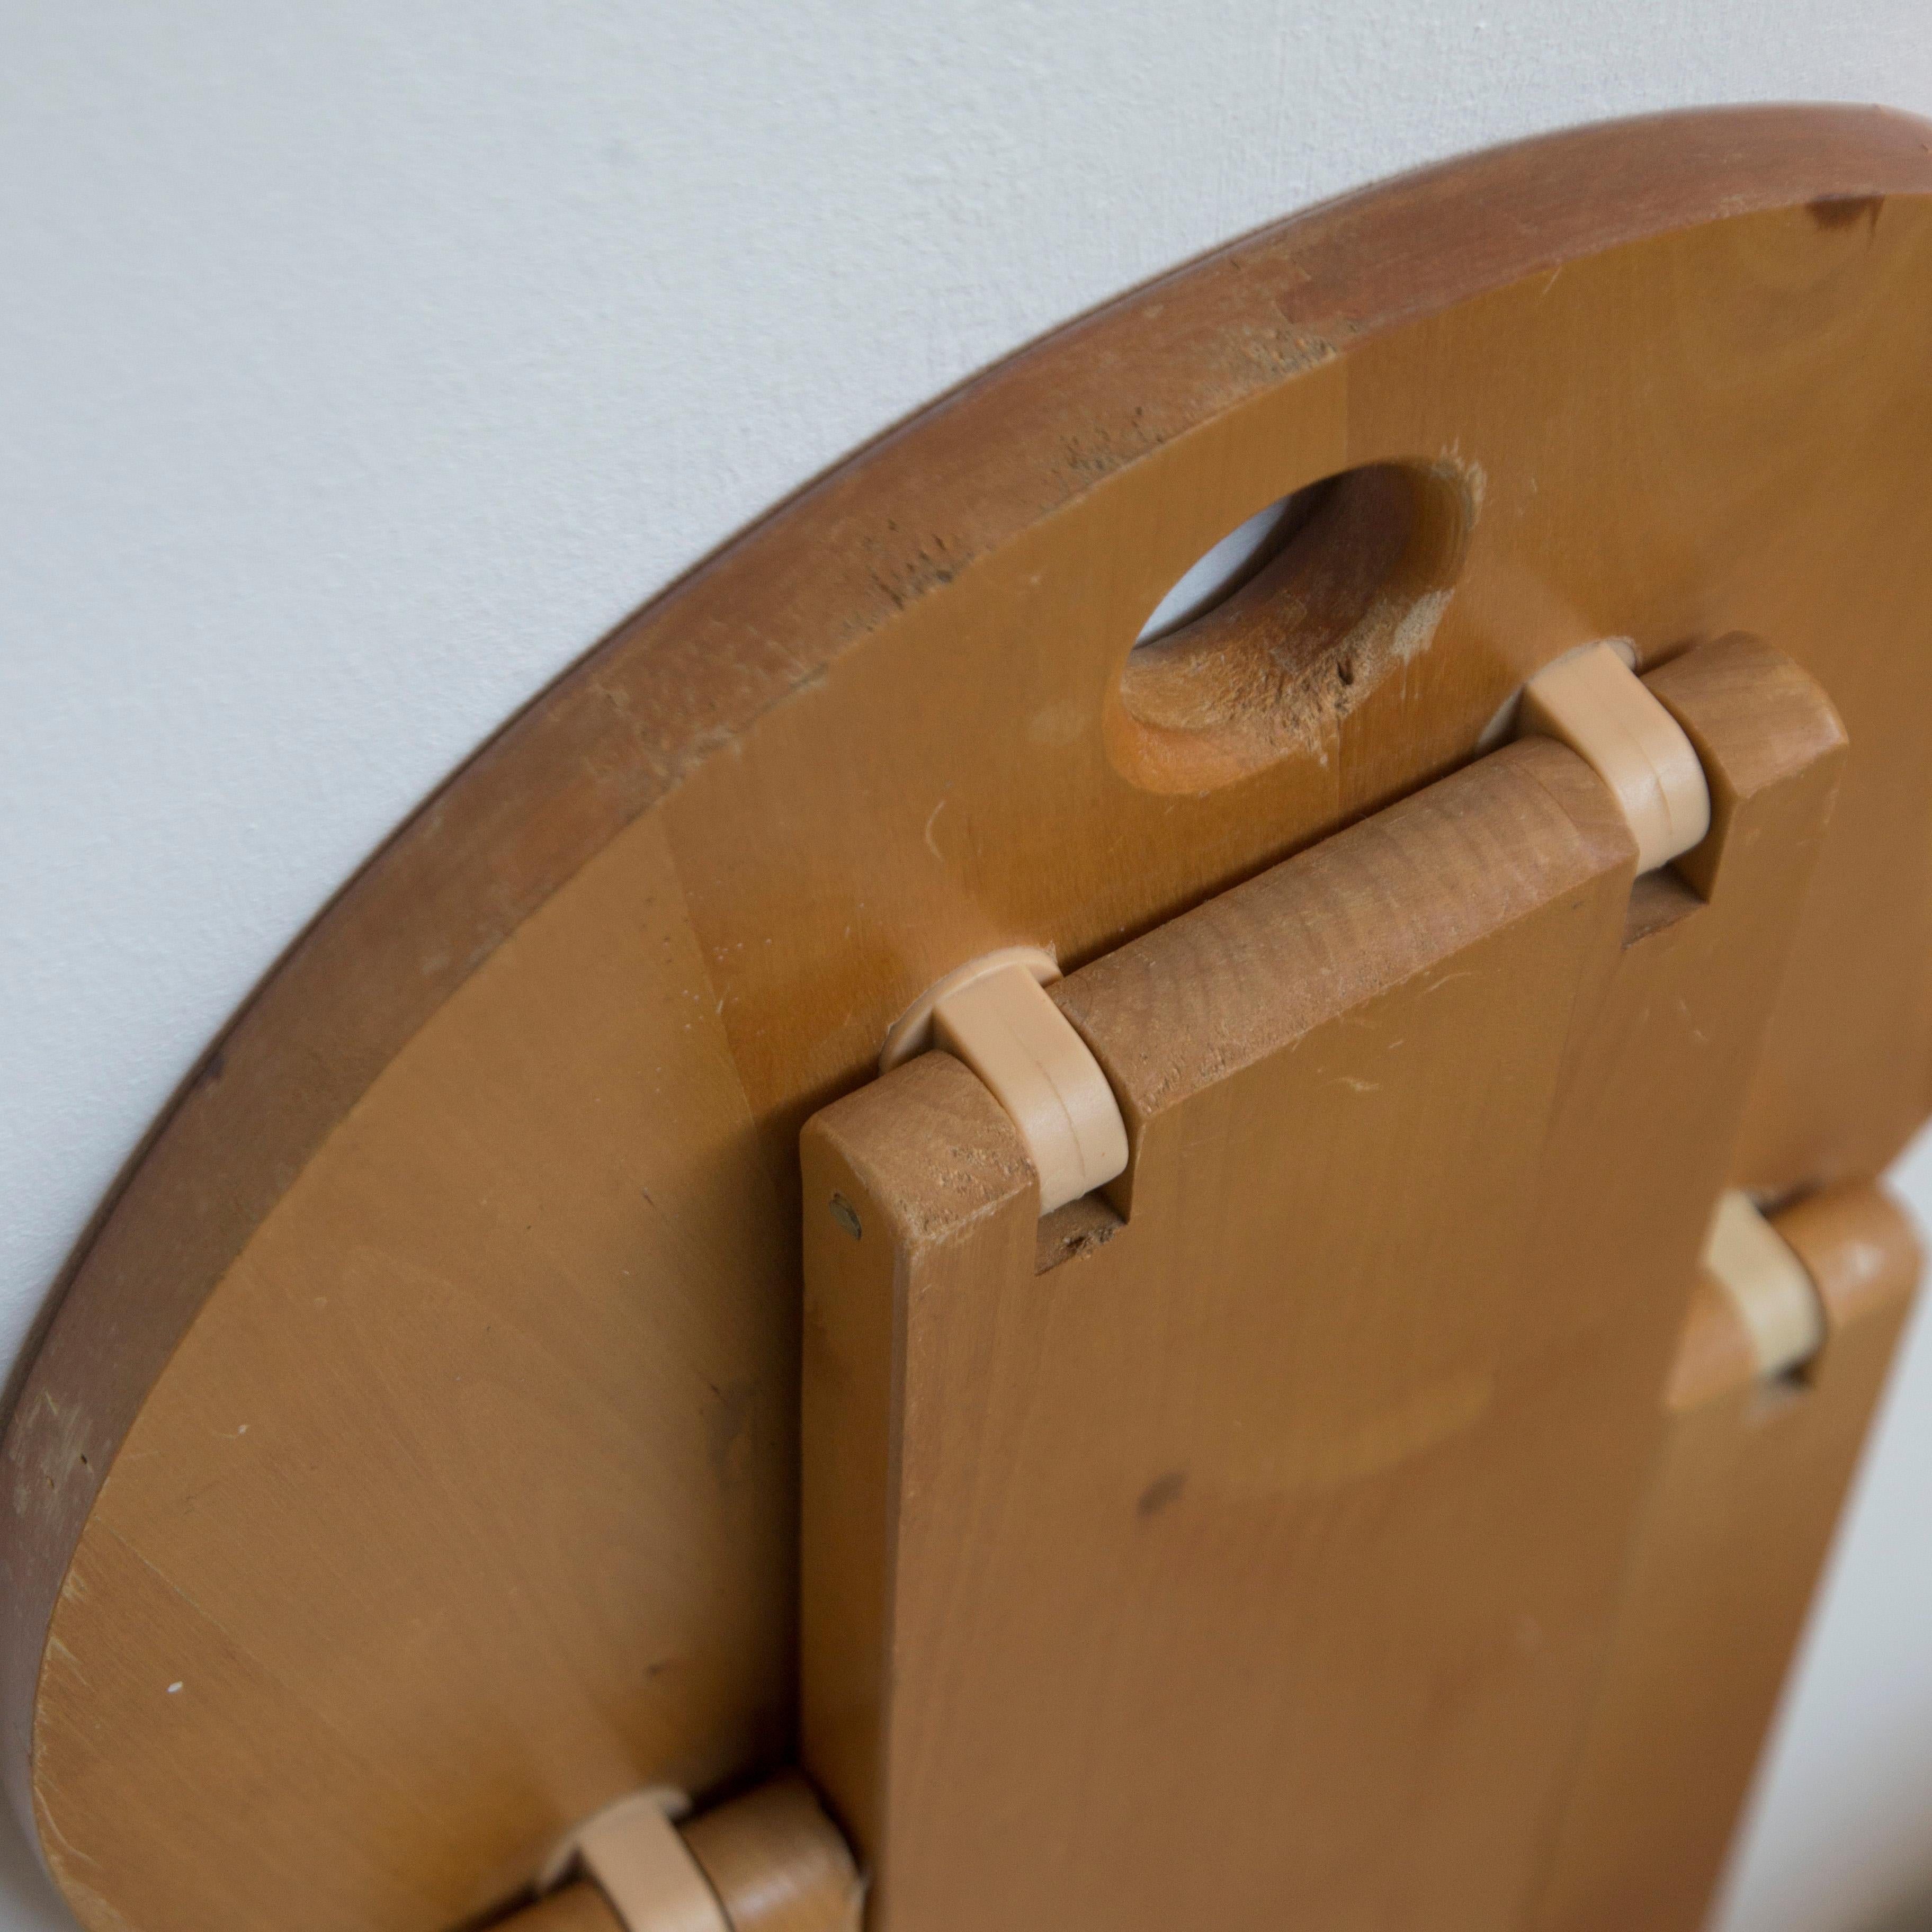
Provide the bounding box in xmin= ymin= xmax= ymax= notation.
xmin=1775 ymin=1181 xmax=1924 ymax=1335
xmin=506 ymin=1886 xmax=624 ymax=1932
xmin=679 ymin=1773 xmax=864 ymax=1932
xmin=506 ymin=1774 xmax=861 ymax=1932
xmin=1667 ymin=1182 xmax=1921 ymax=1411
xmin=7 ymin=104 xmax=1932 ymax=1931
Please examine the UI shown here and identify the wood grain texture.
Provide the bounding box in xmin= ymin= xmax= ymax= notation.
xmin=1535 ymin=1184 xmax=1921 ymax=1931
xmin=30 ymin=815 xmax=800 ymax=1930
xmin=6 ymin=106 xmax=1932 ymax=1929
xmin=683 ymin=1772 xmax=864 ymax=1932
xmin=799 ymin=641 xmax=1848 ymax=1929
xmin=499 ymin=1885 xmax=624 ymax=1932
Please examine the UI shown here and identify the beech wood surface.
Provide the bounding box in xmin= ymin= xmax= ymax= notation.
xmin=6 ymin=106 xmax=1932 ymax=1931
xmin=1535 ymin=1184 xmax=1921 ymax=1931
xmin=681 ymin=1772 xmax=865 ymax=1932
xmin=504 ymin=1887 xmax=624 ymax=1932
xmin=799 ymin=641 xmax=1848 ymax=1929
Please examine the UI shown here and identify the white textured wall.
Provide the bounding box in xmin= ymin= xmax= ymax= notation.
xmin=4 ymin=5 xmax=1931 ymax=1927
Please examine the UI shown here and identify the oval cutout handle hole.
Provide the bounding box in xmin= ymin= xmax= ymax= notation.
xmin=1134 ymin=484 xmax=1331 ymax=645
xmin=1110 ymin=460 xmax=1478 ymax=794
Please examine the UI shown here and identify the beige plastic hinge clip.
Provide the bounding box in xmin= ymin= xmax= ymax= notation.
xmin=881 ymin=946 xmax=1129 ymax=1216
xmin=1517 ymin=640 xmax=1711 ymax=872
xmin=1703 ymin=1189 xmax=1828 ymax=1379
xmin=539 ymin=1788 xmax=729 ymax=1932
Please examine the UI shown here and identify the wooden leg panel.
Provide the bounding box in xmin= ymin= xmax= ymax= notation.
xmin=800 ymin=640 xmax=1851 ymax=1931
xmin=1533 ymin=1184 xmax=1921 ymax=1932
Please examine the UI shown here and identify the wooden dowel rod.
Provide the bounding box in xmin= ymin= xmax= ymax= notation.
xmin=499 ymin=1773 xmax=861 ymax=1932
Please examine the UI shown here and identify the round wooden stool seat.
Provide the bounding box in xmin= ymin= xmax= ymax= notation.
xmin=6 ymin=104 xmax=1932 ymax=1932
